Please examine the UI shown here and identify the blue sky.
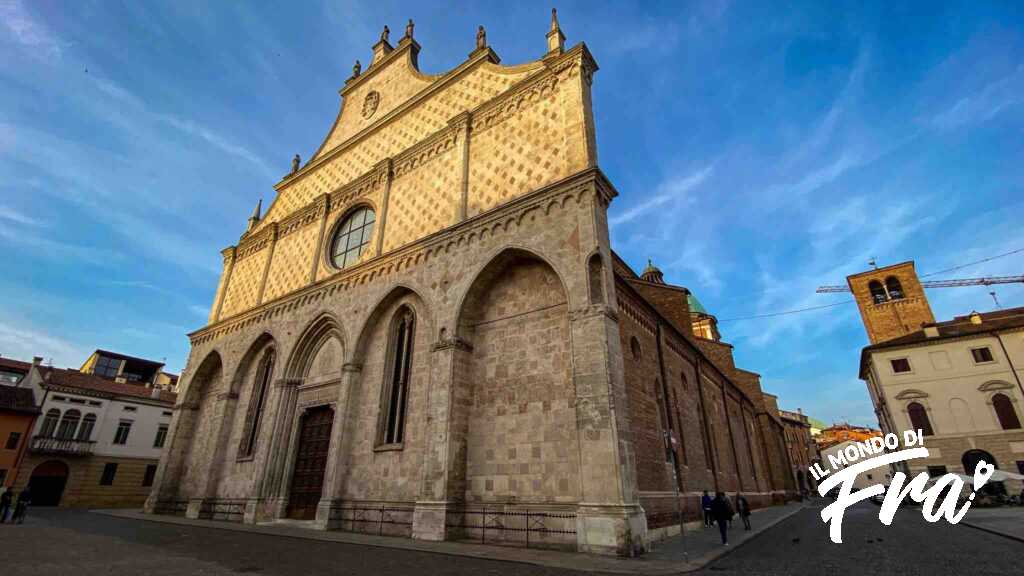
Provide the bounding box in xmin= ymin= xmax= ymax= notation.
xmin=2 ymin=1 xmax=1022 ymax=426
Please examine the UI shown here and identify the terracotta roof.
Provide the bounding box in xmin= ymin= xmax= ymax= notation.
xmin=41 ymin=366 xmax=177 ymax=404
xmin=0 ymin=357 xmax=32 ymax=374
xmin=860 ymin=306 xmax=1024 ymax=378
xmin=0 ymin=384 xmax=39 ymax=414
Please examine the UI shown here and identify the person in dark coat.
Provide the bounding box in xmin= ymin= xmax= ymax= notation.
xmin=12 ymin=486 xmax=31 ymax=524
xmin=711 ymin=492 xmax=734 ymax=545
xmin=0 ymin=488 xmax=12 ymax=523
xmin=735 ymin=493 xmax=751 ymax=530
xmin=701 ymin=491 xmax=713 ymax=527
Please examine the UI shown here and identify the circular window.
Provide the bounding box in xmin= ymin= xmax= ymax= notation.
xmin=330 ymin=207 xmax=376 ymax=269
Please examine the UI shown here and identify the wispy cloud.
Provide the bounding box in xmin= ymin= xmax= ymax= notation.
xmin=0 ymin=204 xmax=43 ymax=226
xmin=0 ymin=320 xmax=87 ymax=367
xmin=610 ymin=164 xmax=714 ymax=227
xmin=0 ymin=0 xmax=65 ymax=61
xmin=930 ymin=64 xmax=1024 ymax=130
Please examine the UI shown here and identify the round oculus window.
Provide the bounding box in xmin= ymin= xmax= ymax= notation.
xmin=330 ymin=207 xmax=376 ymax=269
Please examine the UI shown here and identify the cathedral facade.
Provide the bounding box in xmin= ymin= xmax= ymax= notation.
xmin=147 ymin=15 xmax=794 ymax=556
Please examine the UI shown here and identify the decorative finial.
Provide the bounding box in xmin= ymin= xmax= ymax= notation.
xmin=291 ymin=154 xmax=301 ymax=174
xmin=405 ymin=19 xmax=414 ymax=39
xmin=352 ymin=59 xmax=361 ymax=77
xmin=381 ymin=25 xmax=390 ymax=43
xmin=476 ymin=25 xmax=487 ymax=50
xmin=546 ymin=7 xmax=565 ymax=54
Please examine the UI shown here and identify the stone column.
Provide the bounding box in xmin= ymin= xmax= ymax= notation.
xmin=211 ymin=247 xmax=236 ymax=323
xmin=411 ymin=334 xmax=472 ymax=541
xmin=314 ymin=363 xmax=361 ymax=529
xmin=569 ymin=305 xmax=646 ymax=556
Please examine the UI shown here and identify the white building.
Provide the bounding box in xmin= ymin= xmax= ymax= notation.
xmin=12 ymin=358 xmax=176 ymax=507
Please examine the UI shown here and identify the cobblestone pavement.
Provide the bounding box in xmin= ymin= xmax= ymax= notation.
xmin=1 ymin=502 xmax=1019 ymax=575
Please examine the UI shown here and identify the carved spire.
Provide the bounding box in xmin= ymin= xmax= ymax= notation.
xmin=405 ymin=19 xmax=414 ymax=39
xmin=381 ymin=25 xmax=390 ymax=43
xmin=247 ymin=198 xmax=262 ymax=231
xmin=546 ymin=8 xmax=565 ymax=54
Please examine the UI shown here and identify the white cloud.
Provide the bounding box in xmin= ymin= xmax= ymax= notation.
xmin=610 ymin=164 xmax=714 ymax=227
xmin=0 ymin=204 xmax=43 ymax=226
xmin=931 ymin=64 xmax=1024 ymax=130
xmin=0 ymin=320 xmax=87 ymax=367
xmin=0 ymin=0 xmax=65 ymax=61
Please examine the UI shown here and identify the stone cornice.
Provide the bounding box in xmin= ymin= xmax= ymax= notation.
xmin=189 ymin=167 xmax=611 ymax=346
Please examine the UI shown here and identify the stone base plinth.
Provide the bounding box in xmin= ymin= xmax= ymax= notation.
xmin=575 ymin=503 xmax=647 ymax=557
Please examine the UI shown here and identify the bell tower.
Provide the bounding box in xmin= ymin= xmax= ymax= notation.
xmin=847 ymin=260 xmax=935 ymax=344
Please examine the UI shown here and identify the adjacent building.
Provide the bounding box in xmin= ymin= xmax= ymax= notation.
xmin=80 ymin=349 xmax=179 ymax=392
xmin=779 ymin=409 xmax=819 ymax=493
xmin=146 ymin=16 xmax=799 ymax=556
xmin=0 ymin=357 xmax=39 ymax=492
xmin=9 ymin=357 xmax=176 ymax=507
xmin=820 ymin=439 xmax=892 ymax=490
xmin=853 ymin=261 xmax=1024 ymax=494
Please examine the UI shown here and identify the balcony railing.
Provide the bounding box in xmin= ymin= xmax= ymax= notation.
xmin=31 ymin=436 xmax=95 ymax=456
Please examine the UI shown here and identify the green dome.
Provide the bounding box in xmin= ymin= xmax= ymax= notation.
xmin=687 ymin=293 xmax=708 ymax=315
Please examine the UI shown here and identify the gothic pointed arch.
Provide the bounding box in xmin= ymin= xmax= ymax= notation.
xmin=352 ymin=284 xmax=431 ymax=364
xmin=231 ymin=332 xmax=279 ymax=459
xmin=455 ymin=246 xmax=578 ymax=503
xmin=183 ymin=350 xmax=225 ymax=406
xmin=285 ymin=313 xmax=346 ymax=381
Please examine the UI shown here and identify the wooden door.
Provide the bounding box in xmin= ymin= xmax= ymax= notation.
xmin=287 ymin=406 xmax=333 ymax=520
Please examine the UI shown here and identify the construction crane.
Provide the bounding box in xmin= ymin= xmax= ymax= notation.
xmin=816 ymin=275 xmax=1024 ymax=293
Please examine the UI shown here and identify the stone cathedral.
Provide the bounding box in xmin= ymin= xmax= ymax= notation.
xmin=147 ymin=14 xmax=796 ymax=556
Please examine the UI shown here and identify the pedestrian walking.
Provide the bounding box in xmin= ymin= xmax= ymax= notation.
xmin=0 ymin=488 xmax=12 ymax=523
xmin=701 ymin=490 xmax=713 ymax=527
xmin=12 ymin=486 xmax=31 ymax=524
xmin=735 ymin=493 xmax=751 ymax=531
xmin=711 ymin=492 xmax=733 ymax=545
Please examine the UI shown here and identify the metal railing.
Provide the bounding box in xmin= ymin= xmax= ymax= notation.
xmin=199 ymin=499 xmax=246 ymax=522
xmin=328 ymin=503 xmax=415 ymax=537
xmin=153 ymin=500 xmax=188 ymax=516
xmin=30 ymin=436 xmax=95 ymax=456
xmin=445 ymin=505 xmax=577 ymax=549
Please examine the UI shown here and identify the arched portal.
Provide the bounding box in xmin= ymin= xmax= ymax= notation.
xmin=963 ymin=449 xmax=1005 ymax=496
xmin=456 ymin=248 xmax=579 ymax=504
xmin=29 ymin=460 xmax=70 ymax=506
xmin=172 ymin=351 xmax=224 ymax=499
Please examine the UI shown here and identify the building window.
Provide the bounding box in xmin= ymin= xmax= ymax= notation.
xmin=154 ymin=424 xmax=169 ymax=448
xmin=238 ymin=348 xmax=275 ymax=458
xmin=0 ymin=369 xmax=21 ymax=384
xmin=142 ymin=464 xmax=158 ymax=487
xmin=1017 ymin=461 xmax=1024 ymax=476
xmin=56 ymin=409 xmax=81 ymax=440
xmin=885 ymin=277 xmax=904 ymax=300
xmin=113 ymin=421 xmax=133 ymax=445
xmin=907 ymin=402 xmax=934 ymax=436
xmin=630 ymin=337 xmax=642 ymax=361
xmin=379 ymin=307 xmax=414 ymax=446
xmin=162 ymin=411 xmax=172 ymax=417
xmin=40 ymin=408 xmax=60 ymax=437
xmin=88 ymin=401 xmax=102 ymax=407
xmin=76 ymin=414 xmax=96 ymax=441
xmin=94 ymin=356 xmax=121 ymax=378
xmin=927 ymin=465 xmax=948 ymax=478
xmin=993 ymin=393 xmax=1021 ymax=430
xmin=890 ymin=358 xmax=911 ymax=373
xmin=0 ymin=469 xmax=6 ymax=485
xmin=971 ymin=347 xmax=995 ymax=364
xmin=123 ymin=406 xmax=137 ymax=412
xmin=68 ymin=398 xmax=86 ymax=405
xmin=100 ymin=463 xmax=118 ymax=485
xmin=330 ymin=207 xmax=375 ymax=269
xmin=5 ymin=432 xmax=21 ymax=450
xmin=869 ymin=280 xmax=887 ymax=304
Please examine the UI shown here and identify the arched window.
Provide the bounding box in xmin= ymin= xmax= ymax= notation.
xmin=653 ymin=379 xmax=670 ymax=462
xmin=630 ymin=337 xmax=642 ymax=361
xmin=907 ymin=402 xmax=934 ymax=436
xmin=40 ymin=408 xmax=60 ymax=437
xmin=330 ymin=207 xmax=376 ymax=269
xmin=56 ymin=409 xmax=81 ymax=440
xmin=992 ymin=393 xmax=1021 ymax=430
xmin=869 ymin=280 xmax=887 ymax=304
xmin=76 ymin=414 xmax=97 ymax=441
xmin=379 ymin=307 xmax=415 ymax=446
xmin=587 ymin=253 xmax=604 ymax=304
xmin=885 ymin=277 xmax=905 ymax=300
xmin=239 ymin=348 xmax=275 ymax=458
